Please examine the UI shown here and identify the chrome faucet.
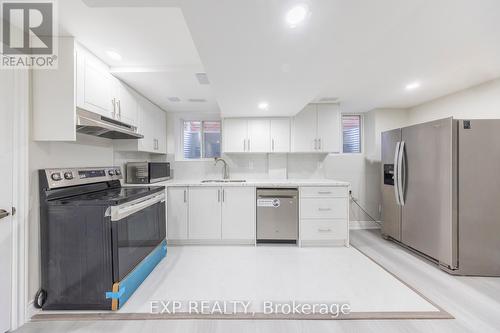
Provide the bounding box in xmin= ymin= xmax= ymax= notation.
xmin=214 ymin=157 xmax=230 ymax=180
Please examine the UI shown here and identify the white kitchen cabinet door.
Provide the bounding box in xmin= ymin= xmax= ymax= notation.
xmin=223 ymin=118 xmax=248 ymax=152
xmin=270 ymin=118 xmax=290 ymax=152
xmin=137 ymin=97 xmax=156 ymax=153
xmin=247 ymin=119 xmax=270 ymax=152
xmin=221 ymin=187 xmax=255 ymax=240
xmin=154 ymin=106 xmax=167 ymax=154
xmin=115 ymin=80 xmax=138 ymax=126
xmin=189 ymin=187 xmax=222 ymax=239
xmin=76 ymin=50 xmax=114 ymax=118
xmin=167 ymin=187 xmax=188 ymax=240
xmin=292 ymin=104 xmax=317 ymax=152
xmin=317 ymin=104 xmax=341 ymax=153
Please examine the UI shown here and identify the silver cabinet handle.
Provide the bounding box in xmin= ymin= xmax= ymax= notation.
xmin=317 ymin=191 xmax=332 ymax=195
xmin=318 ymin=228 xmax=332 ymax=232
xmin=222 ymin=189 xmax=225 ymax=202
xmin=183 ymin=189 xmax=187 ymax=203
xmin=217 ymin=189 xmax=221 ymax=202
xmin=247 ymin=139 xmax=251 ymax=151
xmin=117 ymin=99 xmax=121 ymax=119
xmin=318 ymin=138 xmax=322 ymax=150
xmin=318 ymin=208 xmax=332 ymax=211
xmin=272 ymin=139 xmax=275 ymax=152
xmin=243 ymin=139 xmax=246 ymax=152
xmin=0 ymin=209 xmax=10 ymax=220
xmin=111 ymin=98 xmax=116 ymax=118
xmin=314 ymin=139 xmax=317 ymax=150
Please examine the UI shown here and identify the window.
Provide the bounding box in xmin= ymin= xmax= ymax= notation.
xmin=342 ymin=115 xmax=361 ymax=153
xmin=183 ymin=120 xmax=221 ymax=159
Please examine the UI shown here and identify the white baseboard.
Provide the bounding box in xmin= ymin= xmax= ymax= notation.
xmin=349 ymin=220 xmax=381 ymax=230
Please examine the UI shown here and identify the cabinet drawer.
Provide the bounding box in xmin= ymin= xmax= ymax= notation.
xmin=300 ymin=198 xmax=347 ymax=219
xmin=300 ymin=219 xmax=348 ymax=240
xmin=300 ymin=186 xmax=348 ymax=198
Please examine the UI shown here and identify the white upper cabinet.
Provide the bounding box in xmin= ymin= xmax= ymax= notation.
xmin=270 ymin=118 xmax=290 ymax=153
xmin=33 ymin=37 xmax=160 ymax=142
xmin=115 ymin=94 xmax=167 ymax=154
xmin=76 ymin=47 xmax=114 ymax=119
xmin=247 ymin=119 xmax=270 ymax=152
xmin=292 ymin=105 xmax=317 ymax=152
xmin=292 ymin=104 xmax=341 ymax=153
xmin=223 ymin=118 xmax=287 ymax=153
xmin=317 ymin=104 xmax=341 ymax=153
xmin=114 ymin=80 xmax=138 ymax=126
xmin=223 ymin=118 xmax=248 ymax=153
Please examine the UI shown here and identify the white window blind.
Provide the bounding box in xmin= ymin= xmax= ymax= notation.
xmin=342 ymin=115 xmax=361 ymax=153
xmin=183 ymin=120 xmax=221 ymax=159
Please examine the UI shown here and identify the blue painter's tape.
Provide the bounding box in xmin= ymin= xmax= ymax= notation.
xmin=105 ymin=287 xmax=125 ymax=300
xmin=114 ymin=239 xmax=167 ymax=309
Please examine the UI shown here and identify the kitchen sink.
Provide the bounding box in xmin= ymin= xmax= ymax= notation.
xmin=201 ymin=179 xmax=247 ymax=183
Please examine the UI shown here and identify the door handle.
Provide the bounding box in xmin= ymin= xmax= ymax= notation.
xmin=0 ymin=209 xmax=10 ymax=220
xmin=394 ymin=142 xmax=401 ymax=206
xmin=397 ymin=141 xmax=406 ymax=206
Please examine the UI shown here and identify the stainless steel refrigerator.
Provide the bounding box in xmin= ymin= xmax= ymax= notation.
xmin=381 ymin=117 xmax=500 ymax=276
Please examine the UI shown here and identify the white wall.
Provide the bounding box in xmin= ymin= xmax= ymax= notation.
xmin=408 ymin=78 xmax=500 ymax=124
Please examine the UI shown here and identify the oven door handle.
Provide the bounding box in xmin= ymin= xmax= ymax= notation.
xmin=106 ymin=192 xmax=165 ymax=221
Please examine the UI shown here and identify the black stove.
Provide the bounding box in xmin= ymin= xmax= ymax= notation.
xmin=37 ymin=166 xmax=166 ymax=310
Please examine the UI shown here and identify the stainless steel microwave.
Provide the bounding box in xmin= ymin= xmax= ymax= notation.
xmin=126 ymin=162 xmax=171 ymax=184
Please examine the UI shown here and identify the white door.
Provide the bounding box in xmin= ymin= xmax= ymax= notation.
xmin=317 ymin=104 xmax=341 ymax=153
xmin=292 ymin=104 xmax=317 ymax=152
xmin=188 ymin=187 xmax=222 ymax=239
xmin=247 ymin=119 xmax=270 ymax=152
xmin=167 ymin=187 xmax=188 ymax=240
xmin=76 ymin=51 xmax=114 ymax=118
xmin=115 ymin=80 xmax=138 ymax=126
xmin=221 ymin=187 xmax=255 ymax=240
xmin=223 ymin=119 xmax=247 ymax=152
xmin=270 ymin=118 xmax=290 ymax=152
xmin=0 ymin=71 xmax=14 ymax=332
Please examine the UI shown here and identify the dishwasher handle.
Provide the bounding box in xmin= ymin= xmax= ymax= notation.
xmin=257 ymin=195 xmax=296 ymax=199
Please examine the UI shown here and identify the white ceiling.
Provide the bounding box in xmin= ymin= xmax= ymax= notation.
xmin=59 ymin=0 xmax=500 ymax=116
xmin=58 ymin=0 xmax=219 ymax=113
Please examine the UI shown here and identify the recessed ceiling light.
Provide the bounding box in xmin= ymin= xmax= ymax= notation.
xmin=168 ymin=97 xmax=181 ymax=102
xmin=405 ymin=81 xmax=421 ymax=91
xmin=195 ymin=73 xmax=210 ymax=85
xmin=258 ymin=102 xmax=269 ymax=110
xmin=285 ymin=4 xmax=310 ymax=28
xmin=106 ymin=50 xmax=122 ymax=61
xmin=188 ymin=98 xmax=207 ymax=103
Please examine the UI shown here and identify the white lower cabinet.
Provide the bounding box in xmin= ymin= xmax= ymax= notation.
xmin=167 ymin=187 xmax=188 ymax=240
xmin=299 ymin=186 xmax=349 ymax=246
xmin=188 ymin=187 xmax=222 ymax=239
xmin=221 ymin=187 xmax=255 ymax=240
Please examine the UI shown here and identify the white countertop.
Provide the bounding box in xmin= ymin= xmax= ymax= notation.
xmin=124 ymin=179 xmax=350 ymax=187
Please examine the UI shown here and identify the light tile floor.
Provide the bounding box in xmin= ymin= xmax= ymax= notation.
xmin=16 ymin=229 xmax=500 ymax=332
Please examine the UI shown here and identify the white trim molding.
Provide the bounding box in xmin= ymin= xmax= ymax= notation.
xmin=11 ymin=69 xmax=30 ymax=330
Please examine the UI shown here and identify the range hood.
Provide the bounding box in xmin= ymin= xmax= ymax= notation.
xmin=76 ymin=109 xmax=144 ymax=139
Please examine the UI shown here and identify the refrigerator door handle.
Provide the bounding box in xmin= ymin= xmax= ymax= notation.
xmin=394 ymin=142 xmax=401 ymax=206
xmin=398 ymin=141 xmax=406 ymax=206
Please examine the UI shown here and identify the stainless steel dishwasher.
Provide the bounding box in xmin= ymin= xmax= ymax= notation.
xmin=256 ymin=188 xmax=298 ymax=244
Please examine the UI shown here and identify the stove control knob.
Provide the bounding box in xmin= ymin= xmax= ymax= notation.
xmin=108 ymin=170 xmax=115 ymax=176
xmin=64 ymin=172 xmax=73 ymax=180
xmin=51 ymin=173 xmax=62 ymax=181
xmin=115 ymin=169 xmax=121 ymax=176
